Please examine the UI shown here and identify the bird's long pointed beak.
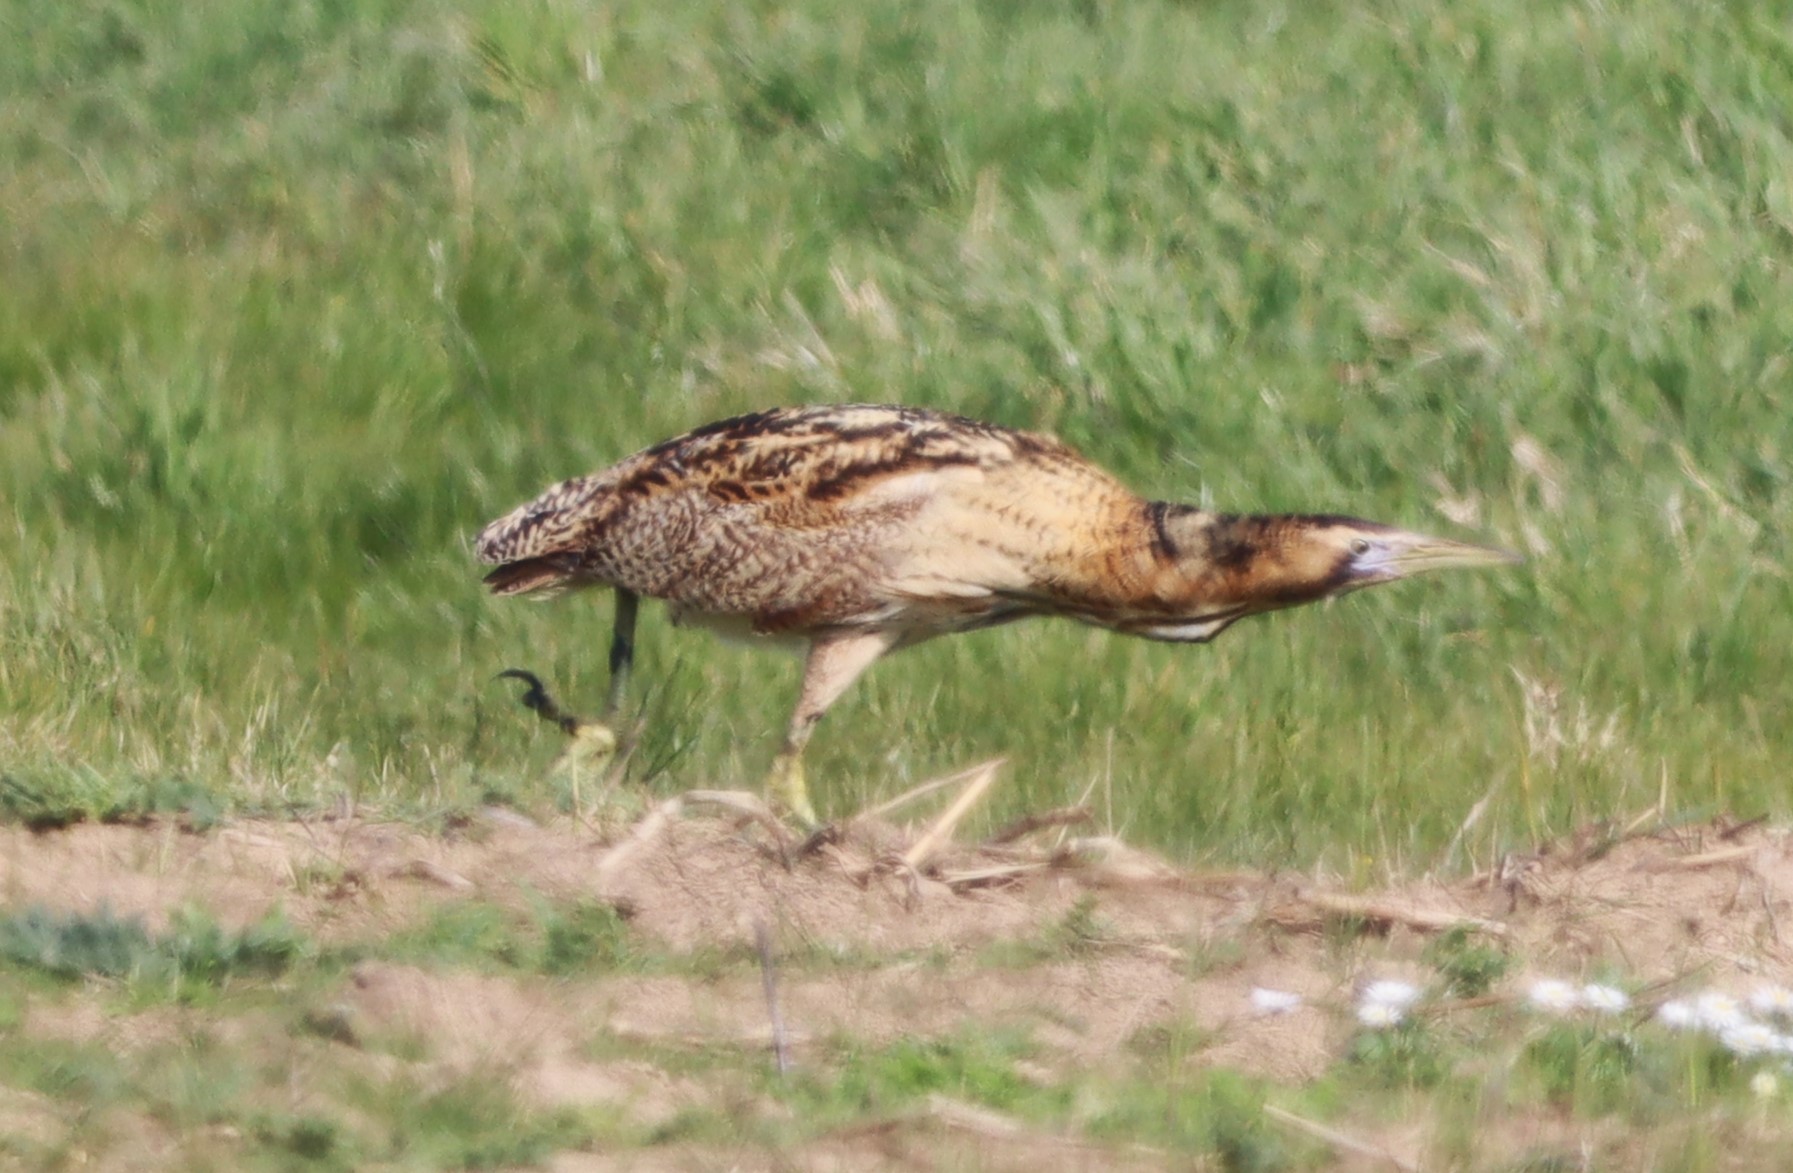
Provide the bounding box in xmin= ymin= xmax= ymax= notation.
xmin=1381 ymin=531 xmax=1523 ymax=577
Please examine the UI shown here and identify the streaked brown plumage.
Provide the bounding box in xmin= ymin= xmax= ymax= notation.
xmin=476 ymin=404 xmax=1516 ymax=823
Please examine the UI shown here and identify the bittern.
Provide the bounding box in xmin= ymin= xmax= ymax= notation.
xmin=476 ymin=404 xmax=1516 ymax=825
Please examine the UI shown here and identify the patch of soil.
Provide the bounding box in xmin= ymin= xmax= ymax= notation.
xmin=0 ymin=1085 xmax=62 ymax=1150
xmin=6 ymin=802 xmax=1793 ymax=1169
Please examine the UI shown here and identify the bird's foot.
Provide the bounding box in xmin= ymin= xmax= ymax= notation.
xmin=553 ymin=720 xmax=619 ymax=769
xmin=497 ymin=668 xmax=582 ymax=736
xmin=498 ymin=669 xmax=621 ymax=814
xmin=765 ymin=750 xmax=820 ymax=832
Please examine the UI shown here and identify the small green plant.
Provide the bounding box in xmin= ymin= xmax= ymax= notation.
xmin=252 ymin=1112 xmax=345 ymax=1163
xmin=0 ymin=905 xmax=306 ymax=995
xmin=382 ymin=901 xmax=531 ymax=970
xmin=0 ymin=906 xmax=155 ymax=980
xmin=1087 ymin=1069 xmax=1290 ymax=1168
xmin=539 ymin=900 xmax=634 ymax=976
xmin=379 ymin=898 xmax=639 ymax=975
xmin=1423 ymin=926 xmax=1511 ymax=998
xmin=839 ymin=1035 xmax=1038 ymax=1113
xmin=1347 ymin=1020 xmax=1450 ymax=1091
xmin=159 ymin=906 xmax=309 ymax=986
xmin=1626 ymin=1031 xmax=1748 ymax=1114
xmin=1055 ymin=894 xmax=1108 ymax=956
xmin=1523 ymin=1024 xmax=1639 ymax=1116
xmin=780 ymin=1031 xmax=1060 ymax=1126
xmin=0 ymin=1033 xmax=133 ymax=1127
xmin=369 ymin=1073 xmax=595 ymax=1168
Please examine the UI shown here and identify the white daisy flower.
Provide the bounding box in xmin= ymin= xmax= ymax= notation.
xmin=1249 ymin=987 xmax=1303 ymax=1016
xmin=1361 ymin=979 xmax=1421 ymax=1009
xmin=1526 ymin=978 xmax=1581 ymax=1014
xmin=1748 ymin=985 xmax=1793 ymax=1019
xmin=1721 ymin=1022 xmax=1779 ymax=1057
xmin=1356 ymin=1000 xmax=1406 ymax=1029
xmin=1694 ymin=991 xmax=1747 ymax=1033
xmin=1656 ymin=999 xmax=1696 ymax=1029
xmin=1580 ymin=984 xmax=1630 ymax=1014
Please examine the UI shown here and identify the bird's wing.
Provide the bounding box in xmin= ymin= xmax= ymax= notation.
xmin=477 ymin=405 xmax=1127 ymax=628
xmin=476 ymin=404 xmax=1064 ymax=560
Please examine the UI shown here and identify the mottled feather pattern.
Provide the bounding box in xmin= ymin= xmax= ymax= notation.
xmin=473 ymin=405 xmax=1461 ymax=645
xmin=476 ymin=405 xmax=1166 ymax=638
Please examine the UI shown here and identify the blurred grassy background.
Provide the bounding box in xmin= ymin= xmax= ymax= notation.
xmin=2 ymin=0 xmax=1787 ymax=869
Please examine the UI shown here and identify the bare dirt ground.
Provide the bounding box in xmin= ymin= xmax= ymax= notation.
xmin=4 ymin=786 xmax=1792 ymax=1170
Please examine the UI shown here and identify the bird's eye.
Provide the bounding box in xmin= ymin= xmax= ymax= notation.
xmin=1349 ymin=538 xmax=1372 ymax=556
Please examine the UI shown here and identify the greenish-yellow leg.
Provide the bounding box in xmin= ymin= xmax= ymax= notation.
xmin=766 ymin=748 xmax=814 ymax=828
xmin=767 ymin=631 xmax=899 ymax=827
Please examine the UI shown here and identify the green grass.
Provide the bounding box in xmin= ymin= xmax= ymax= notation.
xmin=361 ymin=893 xmax=923 ymax=979
xmin=0 ymin=767 xmax=226 ymax=831
xmin=0 ymin=906 xmax=308 ymax=1001
xmin=784 ymin=1030 xmax=1068 ymax=1122
xmin=0 ymin=1024 xmax=597 ymax=1171
xmin=0 ymin=912 xmax=603 ymax=1170
xmin=372 ymin=896 xmax=637 ymax=975
xmin=4 ymin=0 xmax=1791 ymax=865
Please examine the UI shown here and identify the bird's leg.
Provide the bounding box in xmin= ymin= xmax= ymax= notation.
xmin=498 ymin=669 xmax=617 ymax=814
xmin=767 ymin=630 xmax=899 ymax=827
xmin=605 ymin=588 xmax=639 ymax=719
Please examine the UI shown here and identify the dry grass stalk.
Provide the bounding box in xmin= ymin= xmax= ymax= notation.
xmin=937 ymin=861 xmax=1049 ymax=889
xmin=1281 ymin=889 xmax=1510 ymax=938
xmin=683 ymin=789 xmax=792 ymax=850
xmin=1262 ymin=1104 xmax=1420 ymax=1173
xmin=1662 ymin=844 xmax=1757 ymax=871
xmin=923 ymin=1094 xmax=1025 ymax=1138
xmin=1442 ymin=781 xmax=1497 ymax=871
xmin=594 ymin=796 xmax=684 ymax=886
xmin=753 ymin=918 xmax=792 ymax=1077
xmin=929 ymin=1095 xmax=1175 ymax=1159
xmin=1622 ymin=801 xmax=1663 ymax=837
xmin=1717 ymin=813 xmax=1769 ymax=842
xmin=817 ymin=840 xmax=877 ymax=881
xmin=477 ymin=805 xmax=540 ymax=831
xmin=898 ymin=759 xmax=1006 ymax=872
xmin=984 ymin=804 xmax=1093 ymax=846
xmin=1051 ymin=835 xmax=1183 ymax=886
xmin=391 ymin=859 xmax=475 ymax=891
xmin=852 ymin=760 xmax=1009 ymax=825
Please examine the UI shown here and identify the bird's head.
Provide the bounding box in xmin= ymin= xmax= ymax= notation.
xmin=1264 ymin=516 xmax=1521 ymax=602
xmin=1182 ymin=513 xmax=1520 ymax=613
